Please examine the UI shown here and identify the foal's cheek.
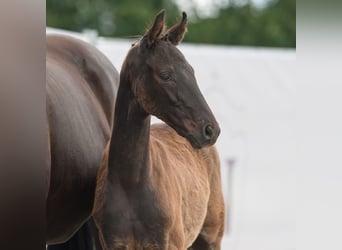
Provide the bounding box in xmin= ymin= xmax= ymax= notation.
xmin=158 ymin=82 xmax=178 ymax=106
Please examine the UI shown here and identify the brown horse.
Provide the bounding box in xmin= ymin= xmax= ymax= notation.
xmin=93 ymin=11 xmax=225 ymax=250
xmin=46 ymin=34 xmax=119 ymax=248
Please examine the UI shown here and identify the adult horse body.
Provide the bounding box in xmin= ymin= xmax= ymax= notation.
xmin=46 ymin=35 xmax=118 ymax=245
xmin=93 ymin=11 xmax=225 ymax=250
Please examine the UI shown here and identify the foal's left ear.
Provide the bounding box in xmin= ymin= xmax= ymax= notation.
xmin=146 ymin=10 xmax=166 ymax=48
xmin=165 ymin=12 xmax=188 ymax=45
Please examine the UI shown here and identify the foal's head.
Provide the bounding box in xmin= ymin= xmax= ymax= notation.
xmin=122 ymin=10 xmax=220 ymax=148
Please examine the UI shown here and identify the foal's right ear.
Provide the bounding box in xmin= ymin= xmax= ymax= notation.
xmin=165 ymin=12 xmax=188 ymax=45
xmin=145 ymin=10 xmax=166 ymax=48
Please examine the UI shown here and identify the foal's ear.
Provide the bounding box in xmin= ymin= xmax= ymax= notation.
xmin=165 ymin=12 xmax=188 ymax=45
xmin=146 ymin=10 xmax=166 ymax=48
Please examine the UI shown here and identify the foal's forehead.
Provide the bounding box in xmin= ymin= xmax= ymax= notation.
xmin=131 ymin=39 xmax=185 ymax=60
xmin=154 ymin=41 xmax=184 ymax=58
xmin=129 ymin=39 xmax=190 ymax=71
xmin=148 ymin=43 xmax=189 ymax=69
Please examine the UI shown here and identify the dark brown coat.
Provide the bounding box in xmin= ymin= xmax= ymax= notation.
xmin=46 ymin=35 xmax=119 ymax=244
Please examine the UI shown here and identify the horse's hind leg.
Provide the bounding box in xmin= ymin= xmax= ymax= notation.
xmin=47 ymin=217 xmax=102 ymax=250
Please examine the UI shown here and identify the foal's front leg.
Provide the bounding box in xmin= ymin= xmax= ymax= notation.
xmin=187 ymin=234 xmax=221 ymax=250
xmin=188 ymin=170 xmax=225 ymax=249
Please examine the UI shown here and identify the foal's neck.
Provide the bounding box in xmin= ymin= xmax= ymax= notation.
xmin=107 ymin=75 xmax=151 ymax=187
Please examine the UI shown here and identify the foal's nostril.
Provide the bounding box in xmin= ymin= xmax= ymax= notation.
xmin=204 ymin=124 xmax=214 ymax=139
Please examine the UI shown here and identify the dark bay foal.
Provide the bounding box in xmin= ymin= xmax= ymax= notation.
xmin=93 ymin=11 xmax=225 ymax=250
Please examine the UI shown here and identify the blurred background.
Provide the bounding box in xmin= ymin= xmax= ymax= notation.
xmin=47 ymin=1 xmax=295 ymax=249
xmin=47 ymin=0 xmax=295 ymax=48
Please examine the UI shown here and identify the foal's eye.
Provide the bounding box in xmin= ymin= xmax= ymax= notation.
xmin=159 ymin=72 xmax=172 ymax=81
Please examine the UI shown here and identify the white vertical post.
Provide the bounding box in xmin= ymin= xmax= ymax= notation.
xmin=225 ymin=157 xmax=236 ymax=234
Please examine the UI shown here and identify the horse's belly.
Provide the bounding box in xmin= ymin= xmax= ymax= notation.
xmin=47 ymin=115 xmax=108 ymax=243
xmin=46 ymin=184 xmax=95 ymax=244
xmin=46 ymin=128 xmax=107 ymax=243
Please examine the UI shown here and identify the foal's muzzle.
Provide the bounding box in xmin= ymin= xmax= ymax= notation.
xmin=187 ymin=122 xmax=220 ymax=149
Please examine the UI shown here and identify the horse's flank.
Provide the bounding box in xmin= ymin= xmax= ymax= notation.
xmin=46 ymin=34 xmax=119 ymax=244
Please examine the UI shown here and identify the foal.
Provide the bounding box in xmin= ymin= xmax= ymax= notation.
xmin=93 ymin=11 xmax=225 ymax=250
